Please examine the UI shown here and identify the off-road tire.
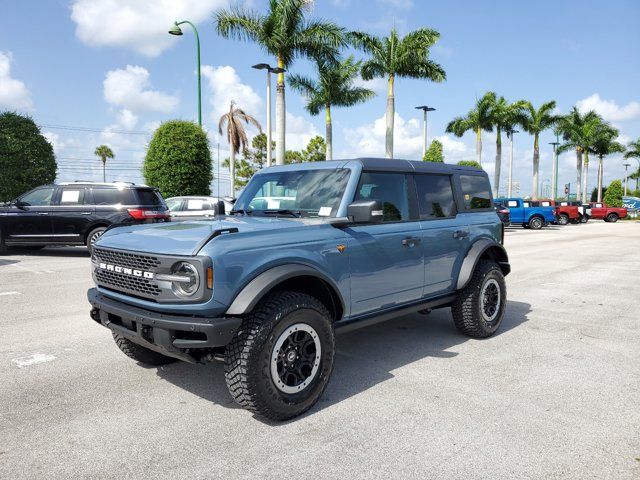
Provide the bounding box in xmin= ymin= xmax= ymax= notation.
xmin=528 ymin=216 xmax=544 ymax=230
xmin=112 ymin=332 xmax=176 ymax=366
xmin=452 ymin=260 xmax=507 ymax=339
xmin=86 ymin=226 xmax=107 ymax=252
xmin=558 ymin=213 xmax=569 ymax=225
xmin=225 ymin=291 xmax=335 ymax=421
xmin=606 ymin=213 xmax=618 ymax=223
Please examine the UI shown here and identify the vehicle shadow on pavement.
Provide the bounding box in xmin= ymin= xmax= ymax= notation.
xmin=0 ymin=247 xmax=89 ymax=257
xmin=154 ymin=300 xmax=531 ymax=422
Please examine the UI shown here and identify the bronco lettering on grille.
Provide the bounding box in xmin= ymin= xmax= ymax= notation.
xmin=98 ymin=262 xmax=155 ymax=279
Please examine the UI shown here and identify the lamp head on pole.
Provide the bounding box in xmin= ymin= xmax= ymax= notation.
xmin=252 ymin=63 xmax=286 ymax=74
xmin=415 ymin=106 xmax=436 ymax=112
xmin=168 ymin=22 xmax=183 ymax=36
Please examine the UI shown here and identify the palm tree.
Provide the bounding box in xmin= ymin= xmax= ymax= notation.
xmin=218 ymin=101 xmax=262 ymax=196
xmin=588 ymin=124 xmax=625 ymax=202
xmin=487 ymin=96 xmax=526 ymax=196
xmin=624 ymin=139 xmax=640 ymax=191
xmin=519 ymin=101 xmax=558 ymax=199
xmin=289 ymin=56 xmax=375 ymax=160
xmin=94 ymin=145 xmax=114 ymax=182
xmin=446 ymin=92 xmax=495 ymax=167
xmin=350 ymin=28 xmax=446 ymax=158
xmin=557 ymin=108 xmax=603 ymax=203
xmin=216 ymin=0 xmax=345 ymax=166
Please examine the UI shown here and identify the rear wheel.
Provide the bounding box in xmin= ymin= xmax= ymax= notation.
xmin=112 ymin=333 xmax=176 ymax=366
xmin=606 ymin=213 xmax=618 ymax=223
xmin=452 ymin=261 xmax=507 ymax=338
xmin=86 ymin=226 xmax=106 ymax=252
xmin=528 ymin=216 xmax=543 ymax=230
xmin=580 ymin=214 xmax=589 ymax=223
xmin=558 ymin=213 xmax=569 ymax=225
xmin=225 ymin=291 xmax=335 ymax=421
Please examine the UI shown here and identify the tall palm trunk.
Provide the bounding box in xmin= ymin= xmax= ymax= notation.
xmin=325 ymin=103 xmax=332 ymax=161
xmin=275 ymin=55 xmax=286 ymax=165
xmin=532 ymin=134 xmax=539 ymax=199
xmin=476 ymin=127 xmax=482 ymax=165
xmin=494 ymin=129 xmax=502 ymax=197
xmin=229 ymin=148 xmax=236 ymax=197
xmin=385 ymin=74 xmax=394 ymax=159
xmin=575 ymin=148 xmax=583 ymax=201
xmin=582 ymin=152 xmax=590 ymax=203
xmin=597 ymin=155 xmax=604 ymax=202
xmin=101 ymin=158 xmax=106 ymax=182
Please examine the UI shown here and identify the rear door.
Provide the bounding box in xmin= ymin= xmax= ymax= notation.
xmin=505 ymin=199 xmax=523 ymax=223
xmin=345 ymin=171 xmax=424 ymax=316
xmin=50 ymin=186 xmax=94 ymax=243
xmin=414 ymin=173 xmax=467 ymax=296
xmin=2 ymin=187 xmax=55 ymax=243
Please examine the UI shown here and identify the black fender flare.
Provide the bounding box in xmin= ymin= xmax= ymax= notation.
xmin=456 ymin=239 xmax=510 ymax=290
xmin=226 ymin=264 xmax=346 ymax=316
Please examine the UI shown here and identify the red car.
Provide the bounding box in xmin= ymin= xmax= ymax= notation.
xmin=534 ymin=200 xmax=581 ymax=225
xmin=587 ymin=202 xmax=627 ymax=222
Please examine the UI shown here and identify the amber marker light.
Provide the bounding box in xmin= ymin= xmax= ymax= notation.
xmin=207 ymin=267 xmax=214 ymax=289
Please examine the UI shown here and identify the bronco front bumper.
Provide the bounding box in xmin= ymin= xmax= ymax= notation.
xmin=87 ymin=288 xmax=241 ymax=363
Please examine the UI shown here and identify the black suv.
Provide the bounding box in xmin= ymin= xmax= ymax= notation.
xmin=0 ymin=182 xmax=169 ymax=252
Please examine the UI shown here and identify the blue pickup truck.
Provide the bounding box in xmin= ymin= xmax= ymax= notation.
xmin=88 ymin=159 xmax=510 ymax=420
xmin=495 ymin=197 xmax=556 ymax=229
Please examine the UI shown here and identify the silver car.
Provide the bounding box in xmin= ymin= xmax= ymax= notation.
xmin=165 ymin=196 xmax=234 ymax=220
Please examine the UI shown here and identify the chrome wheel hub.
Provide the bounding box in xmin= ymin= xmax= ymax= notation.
xmin=270 ymin=323 xmax=321 ymax=394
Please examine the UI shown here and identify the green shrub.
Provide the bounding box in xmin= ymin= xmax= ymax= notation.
xmin=0 ymin=112 xmax=56 ymax=202
xmin=457 ymin=160 xmax=482 ymax=169
xmin=423 ymin=139 xmax=444 ymax=162
xmin=143 ymin=120 xmax=212 ymax=198
xmin=603 ymin=180 xmax=623 ymax=207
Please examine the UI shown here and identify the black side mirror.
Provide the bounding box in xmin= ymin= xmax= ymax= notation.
xmin=15 ymin=200 xmax=28 ymax=210
xmin=347 ymin=199 xmax=384 ymax=224
xmin=213 ymin=200 xmax=226 ymax=216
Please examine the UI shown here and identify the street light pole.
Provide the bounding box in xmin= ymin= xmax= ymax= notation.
xmin=507 ymin=129 xmax=518 ymax=197
xmin=415 ymin=106 xmax=436 ymax=158
xmin=550 ymin=139 xmax=560 ymax=200
xmin=623 ymin=163 xmax=631 ymax=196
xmin=169 ymin=21 xmax=202 ymax=127
xmin=253 ymin=64 xmax=286 ymax=167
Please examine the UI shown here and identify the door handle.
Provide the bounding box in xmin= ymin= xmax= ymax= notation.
xmin=37 ymin=212 xmax=49 ymax=216
xmin=80 ymin=212 xmax=92 ymax=215
xmin=402 ymin=237 xmax=422 ymax=247
xmin=453 ymin=230 xmax=469 ymax=239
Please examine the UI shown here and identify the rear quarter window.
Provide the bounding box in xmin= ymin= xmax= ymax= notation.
xmin=459 ymin=174 xmax=492 ymax=210
xmin=135 ymin=189 xmax=164 ymax=207
xmin=90 ymin=188 xmax=135 ymax=205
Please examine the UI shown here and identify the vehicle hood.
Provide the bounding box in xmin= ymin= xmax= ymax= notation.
xmin=95 ymin=215 xmax=319 ymax=256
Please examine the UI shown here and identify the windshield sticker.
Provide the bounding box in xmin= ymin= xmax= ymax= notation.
xmin=318 ymin=206 xmax=332 ymax=216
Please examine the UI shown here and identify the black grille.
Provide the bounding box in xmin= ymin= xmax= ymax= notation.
xmin=95 ymin=270 xmax=161 ymax=297
xmin=93 ymin=248 xmax=161 ymax=270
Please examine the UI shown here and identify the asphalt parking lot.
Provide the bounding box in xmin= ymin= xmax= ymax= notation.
xmin=1 ymin=221 xmax=639 ymax=479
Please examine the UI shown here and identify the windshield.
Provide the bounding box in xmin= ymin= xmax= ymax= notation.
xmin=233 ymin=168 xmax=351 ymax=217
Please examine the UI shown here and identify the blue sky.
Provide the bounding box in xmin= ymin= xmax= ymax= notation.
xmin=1 ymin=0 xmax=639 ymax=197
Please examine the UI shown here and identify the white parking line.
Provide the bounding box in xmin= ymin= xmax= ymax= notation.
xmin=11 ymin=353 xmax=57 ymax=368
xmin=0 ymin=291 xmax=20 ymax=296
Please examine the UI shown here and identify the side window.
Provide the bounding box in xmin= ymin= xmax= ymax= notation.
xmin=165 ymin=198 xmax=183 ymax=212
xmin=90 ymin=188 xmax=135 ymax=205
xmin=355 ymin=172 xmax=409 ymax=222
xmin=20 ymin=188 xmax=55 ymax=206
xmin=186 ymin=199 xmax=206 ymax=211
xmin=595 ymin=203 xmax=603 ymax=208
xmin=59 ymin=188 xmax=85 ymax=205
xmin=523 ymin=202 xmax=531 ymax=208
xmin=459 ymin=175 xmax=492 ymax=209
xmin=507 ymin=200 xmax=518 ymax=208
xmin=414 ymin=174 xmax=457 ymax=219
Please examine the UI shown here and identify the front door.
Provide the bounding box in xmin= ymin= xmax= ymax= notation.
xmin=345 ymin=172 xmax=424 ymax=317
xmin=50 ymin=187 xmax=94 ymax=244
xmin=2 ymin=187 xmax=55 ymax=244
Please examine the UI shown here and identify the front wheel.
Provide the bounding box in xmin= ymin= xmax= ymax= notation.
xmin=606 ymin=213 xmax=618 ymax=223
xmin=580 ymin=214 xmax=589 ymax=223
xmin=225 ymin=291 xmax=335 ymax=421
xmin=452 ymin=260 xmax=507 ymax=338
xmin=528 ymin=216 xmax=543 ymax=230
xmin=557 ymin=213 xmax=569 ymax=225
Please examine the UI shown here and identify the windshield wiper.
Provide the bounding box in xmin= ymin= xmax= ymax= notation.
xmin=229 ymin=208 xmax=252 ymax=216
xmin=262 ymin=209 xmax=302 ymax=218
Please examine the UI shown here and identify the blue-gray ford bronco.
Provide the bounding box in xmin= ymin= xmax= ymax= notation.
xmin=88 ymin=158 xmax=510 ymax=420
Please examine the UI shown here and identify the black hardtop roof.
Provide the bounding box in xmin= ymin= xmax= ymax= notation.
xmin=353 ymin=157 xmax=487 ymax=174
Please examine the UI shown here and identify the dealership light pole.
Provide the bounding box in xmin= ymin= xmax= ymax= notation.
xmin=253 ymin=64 xmax=286 ymax=167
xmin=169 ymin=21 xmax=202 ymax=127
xmin=507 ymin=129 xmax=518 ymax=197
xmin=415 ymin=106 xmax=435 ymax=158
xmin=550 ymin=139 xmax=560 ymax=200
xmin=623 ymin=163 xmax=631 ymax=196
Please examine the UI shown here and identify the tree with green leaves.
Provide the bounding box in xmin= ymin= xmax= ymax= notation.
xmin=94 ymin=145 xmax=114 ymax=183
xmin=588 ymin=123 xmax=625 ymax=202
xmin=350 ymin=27 xmax=445 ymax=158
xmin=603 ymin=179 xmax=623 ymax=207
xmin=216 ymin=0 xmax=345 ymax=166
xmin=446 ymin=92 xmax=495 ymax=167
xmin=519 ymin=100 xmax=558 ymax=199
xmin=301 ymin=135 xmax=326 ymax=162
xmin=218 ymin=101 xmax=261 ymax=196
xmin=223 ymin=133 xmax=274 ymax=191
xmin=143 ymin=120 xmax=212 ymax=198
xmin=624 ymin=138 xmax=640 ymax=191
xmin=457 ymin=160 xmax=482 ymax=169
xmin=0 ymin=112 xmax=56 ymax=202
xmin=289 ymin=56 xmax=374 ymax=160
xmin=423 ymin=139 xmax=444 ymax=162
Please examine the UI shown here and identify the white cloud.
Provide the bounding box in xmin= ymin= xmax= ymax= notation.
xmin=201 ymin=65 xmax=263 ymax=124
xmin=286 ymin=112 xmax=320 ymax=151
xmin=42 ymin=132 xmax=64 ymax=152
xmin=341 ymin=113 xmax=422 ymax=158
xmin=0 ymin=51 xmax=33 ymax=112
xmin=70 ymin=0 xmax=229 ymax=57
xmin=353 ymin=76 xmax=387 ymax=94
xmin=103 ymin=65 xmax=178 ymax=114
xmin=576 ymin=93 xmax=640 ymax=122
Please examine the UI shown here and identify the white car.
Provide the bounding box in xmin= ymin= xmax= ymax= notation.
xmin=165 ymin=196 xmax=234 ymax=220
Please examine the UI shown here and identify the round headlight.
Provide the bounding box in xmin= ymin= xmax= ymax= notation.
xmin=171 ymin=262 xmax=199 ymax=297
